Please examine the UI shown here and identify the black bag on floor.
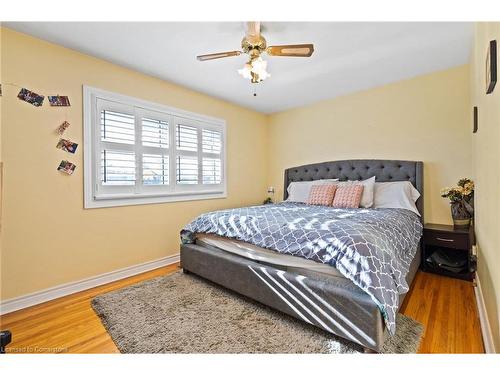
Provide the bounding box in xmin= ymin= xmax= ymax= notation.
xmin=426 ymin=249 xmax=467 ymax=273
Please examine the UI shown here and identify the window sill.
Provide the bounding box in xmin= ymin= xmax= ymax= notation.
xmin=84 ymin=190 xmax=227 ymax=209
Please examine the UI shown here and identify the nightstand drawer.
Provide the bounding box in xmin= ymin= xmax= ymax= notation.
xmin=425 ymin=232 xmax=469 ymax=250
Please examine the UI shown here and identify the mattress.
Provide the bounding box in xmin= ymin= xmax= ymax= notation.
xmin=196 ymin=233 xmax=344 ymax=278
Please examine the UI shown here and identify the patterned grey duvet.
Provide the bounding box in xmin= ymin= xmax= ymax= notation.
xmin=181 ymin=202 xmax=423 ymax=334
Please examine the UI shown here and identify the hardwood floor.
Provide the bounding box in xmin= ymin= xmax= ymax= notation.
xmin=0 ymin=265 xmax=484 ymax=354
xmin=400 ymin=271 xmax=484 ymax=353
xmin=0 ymin=264 xmax=179 ymax=354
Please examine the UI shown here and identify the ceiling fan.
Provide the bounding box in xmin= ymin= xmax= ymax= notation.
xmin=196 ymin=22 xmax=314 ymax=84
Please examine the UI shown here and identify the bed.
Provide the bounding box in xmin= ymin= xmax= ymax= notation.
xmin=180 ymin=159 xmax=423 ymax=352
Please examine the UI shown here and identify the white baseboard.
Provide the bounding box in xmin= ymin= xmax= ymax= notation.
xmin=0 ymin=253 xmax=180 ymax=315
xmin=474 ymin=274 xmax=497 ymax=353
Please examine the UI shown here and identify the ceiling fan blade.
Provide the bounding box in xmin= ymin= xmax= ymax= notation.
xmin=245 ymin=21 xmax=261 ymax=44
xmin=267 ymin=44 xmax=314 ymax=57
xmin=196 ymin=51 xmax=241 ymax=61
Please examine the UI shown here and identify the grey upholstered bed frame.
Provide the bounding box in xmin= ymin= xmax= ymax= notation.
xmin=180 ymin=159 xmax=423 ymax=352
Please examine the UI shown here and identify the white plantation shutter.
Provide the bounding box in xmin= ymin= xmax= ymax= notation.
xmin=143 ymin=154 xmax=169 ymax=185
xmin=101 ymin=110 xmax=135 ymax=145
xmin=202 ymin=129 xmax=221 ymax=154
xmin=140 ymin=113 xmax=170 ymax=188
xmin=142 ymin=117 xmax=168 ymax=149
xmin=202 ymin=157 xmax=221 ymax=184
xmin=174 ymin=120 xmax=200 ymax=186
xmin=101 ymin=150 xmax=136 ymax=185
xmin=85 ymin=87 xmax=226 ymax=208
xmin=176 ymin=156 xmax=198 ymax=184
xmin=176 ymin=124 xmax=198 ymax=152
xmin=201 ymin=129 xmax=222 ymax=184
xmin=99 ymin=105 xmax=137 ymax=195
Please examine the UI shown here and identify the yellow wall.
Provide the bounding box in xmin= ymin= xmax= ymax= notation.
xmin=0 ymin=28 xmax=269 ymax=300
xmin=471 ymin=22 xmax=500 ymax=352
xmin=268 ymin=65 xmax=472 ymax=225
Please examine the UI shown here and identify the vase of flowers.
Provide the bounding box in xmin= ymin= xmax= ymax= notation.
xmin=440 ymin=178 xmax=474 ymax=228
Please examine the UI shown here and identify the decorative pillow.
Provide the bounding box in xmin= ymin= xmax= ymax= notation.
xmin=287 ymin=179 xmax=339 ymax=203
xmin=332 ymin=185 xmax=364 ymax=208
xmin=373 ymin=181 xmax=421 ymax=216
xmin=333 ymin=176 xmax=375 ymax=208
xmin=307 ymin=184 xmax=337 ymax=206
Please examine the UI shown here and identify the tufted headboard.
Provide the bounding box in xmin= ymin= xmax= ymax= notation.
xmin=283 ymin=159 xmax=424 ymax=220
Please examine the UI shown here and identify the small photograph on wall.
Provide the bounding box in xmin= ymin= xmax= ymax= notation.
xmin=17 ymin=88 xmax=44 ymax=107
xmin=48 ymin=95 xmax=71 ymax=107
xmin=57 ymin=160 xmax=76 ymax=175
xmin=56 ymin=121 xmax=70 ymax=135
xmin=56 ymin=138 xmax=78 ymax=154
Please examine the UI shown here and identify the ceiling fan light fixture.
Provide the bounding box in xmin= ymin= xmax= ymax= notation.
xmin=238 ymin=57 xmax=270 ymax=83
xmin=237 ymin=62 xmax=253 ymax=80
xmin=251 ymin=57 xmax=270 ymax=81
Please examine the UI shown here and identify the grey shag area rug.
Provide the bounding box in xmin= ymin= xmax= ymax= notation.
xmin=92 ymin=272 xmax=423 ymax=354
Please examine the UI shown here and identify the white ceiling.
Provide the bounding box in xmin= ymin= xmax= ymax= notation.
xmin=5 ymin=22 xmax=473 ymax=113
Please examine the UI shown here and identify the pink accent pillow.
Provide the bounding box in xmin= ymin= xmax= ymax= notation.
xmin=332 ymin=185 xmax=364 ymax=208
xmin=307 ymin=184 xmax=337 ymax=206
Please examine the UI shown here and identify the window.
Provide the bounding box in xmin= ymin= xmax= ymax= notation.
xmin=84 ymin=86 xmax=226 ymax=208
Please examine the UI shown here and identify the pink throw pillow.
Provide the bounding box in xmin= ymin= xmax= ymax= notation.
xmin=307 ymin=184 xmax=337 ymax=206
xmin=332 ymin=185 xmax=364 ymax=208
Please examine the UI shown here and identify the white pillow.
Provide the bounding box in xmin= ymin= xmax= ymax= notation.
xmin=373 ymin=181 xmax=421 ymax=216
xmin=333 ymin=176 xmax=375 ymax=208
xmin=287 ymin=179 xmax=338 ymax=203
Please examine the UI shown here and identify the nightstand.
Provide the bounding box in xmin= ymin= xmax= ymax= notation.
xmin=422 ymin=223 xmax=475 ymax=281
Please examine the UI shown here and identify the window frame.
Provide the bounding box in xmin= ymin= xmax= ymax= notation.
xmin=83 ymin=86 xmax=227 ymax=209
